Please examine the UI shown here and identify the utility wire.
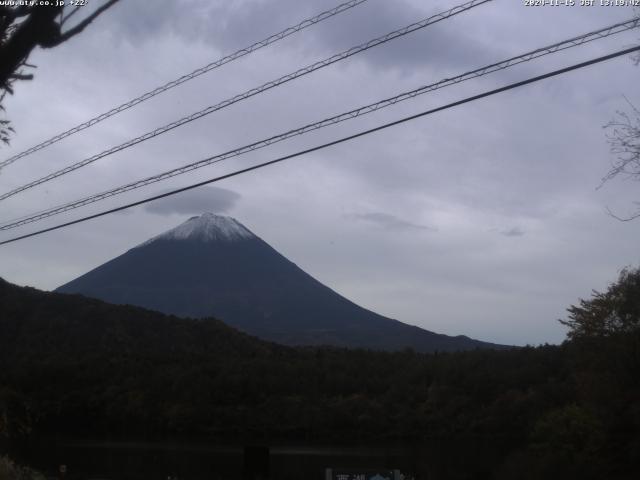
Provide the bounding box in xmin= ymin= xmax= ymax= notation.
xmin=1 ymin=44 xmax=638 ymax=247
xmin=0 ymin=0 xmax=492 ymax=202
xmin=0 ymin=0 xmax=371 ymax=170
xmin=1 ymin=18 xmax=637 ymax=230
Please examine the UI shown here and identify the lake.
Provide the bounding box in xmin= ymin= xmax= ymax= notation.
xmin=9 ymin=437 xmax=513 ymax=480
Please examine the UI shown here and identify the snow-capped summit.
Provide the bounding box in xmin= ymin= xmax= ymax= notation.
xmin=143 ymin=213 xmax=254 ymax=245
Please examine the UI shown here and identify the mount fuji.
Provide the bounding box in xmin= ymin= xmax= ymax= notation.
xmin=56 ymin=213 xmax=503 ymax=352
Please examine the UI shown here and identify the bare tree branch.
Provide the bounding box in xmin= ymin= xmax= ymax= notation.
xmin=0 ymin=6 xmax=36 ymax=22
xmin=51 ymin=0 xmax=120 ymax=46
xmin=9 ymin=73 xmax=33 ymax=81
xmin=602 ymin=98 xmax=640 ymax=214
xmin=59 ymin=5 xmax=82 ymax=28
xmin=605 ymin=206 xmax=640 ymax=222
xmin=0 ymin=1 xmax=120 ymax=146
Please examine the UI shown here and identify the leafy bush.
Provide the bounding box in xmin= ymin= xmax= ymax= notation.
xmin=0 ymin=456 xmax=44 ymax=480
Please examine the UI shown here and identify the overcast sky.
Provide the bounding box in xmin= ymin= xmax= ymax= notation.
xmin=1 ymin=0 xmax=639 ymax=346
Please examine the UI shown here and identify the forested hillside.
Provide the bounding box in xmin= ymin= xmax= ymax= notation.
xmin=2 ymin=272 xmax=640 ymax=479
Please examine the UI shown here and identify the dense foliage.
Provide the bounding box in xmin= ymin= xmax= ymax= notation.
xmin=0 ymin=455 xmax=43 ymax=480
xmin=1 ymin=269 xmax=640 ymax=478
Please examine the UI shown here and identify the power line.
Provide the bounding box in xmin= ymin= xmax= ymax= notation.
xmin=1 ymin=44 xmax=638 ymax=247
xmin=1 ymin=18 xmax=637 ymax=230
xmin=0 ymin=0 xmax=492 ymax=202
xmin=0 ymin=0 xmax=371 ymax=170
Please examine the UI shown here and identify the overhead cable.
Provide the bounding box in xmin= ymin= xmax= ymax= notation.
xmin=0 ymin=0 xmax=371 ymax=170
xmin=1 ymin=17 xmax=637 ymax=230
xmin=0 ymin=0 xmax=492 ymax=201
xmin=1 ymin=44 xmax=638 ymax=246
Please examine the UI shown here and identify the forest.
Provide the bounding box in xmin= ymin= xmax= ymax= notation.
xmin=0 ymin=268 xmax=639 ymax=479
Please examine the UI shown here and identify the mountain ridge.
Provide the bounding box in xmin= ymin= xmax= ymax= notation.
xmin=56 ymin=213 xmax=506 ymax=352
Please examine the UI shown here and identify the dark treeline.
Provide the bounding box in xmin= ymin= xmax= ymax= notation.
xmin=1 ymin=271 xmax=639 ymax=479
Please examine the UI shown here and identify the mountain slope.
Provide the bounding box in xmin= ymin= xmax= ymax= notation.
xmin=56 ymin=213 xmax=503 ymax=352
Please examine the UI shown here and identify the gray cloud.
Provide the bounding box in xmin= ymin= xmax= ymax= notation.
xmin=1 ymin=0 xmax=638 ymax=347
xmin=346 ymin=212 xmax=436 ymax=232
xmin=304 ymin=1 xmax=500 ymax=74
xmin=107 ymin=0 xmax=498 ymax=76
xmin=145 ymin=187 xmax=241 ymax=216
xmin=500 ymin=227 xmax=525 ymax=237
xmin=107 ymin=0 xmax=212 ymax=45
